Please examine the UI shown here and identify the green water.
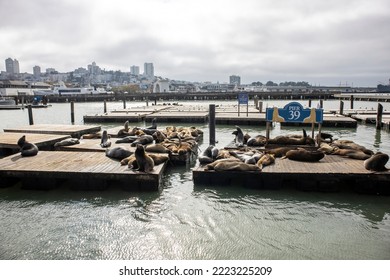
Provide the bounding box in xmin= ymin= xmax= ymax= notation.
xmin=1 ymin=101 xmax=390 ymax=259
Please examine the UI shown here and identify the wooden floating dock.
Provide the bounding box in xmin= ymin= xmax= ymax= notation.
xmin=193 ymin=155 xmax=390 ymax=195
xmin=3 ymin=124 xmax=101 ymax=138
xmin=83 ymin=105 xmax=357 ymax=127
xmin=0 ymin=132 xmax=71 ymax=157
xmin=0 ymin=151 xmax=166 ymax=191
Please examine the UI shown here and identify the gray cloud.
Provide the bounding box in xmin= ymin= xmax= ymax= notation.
xmin=1 ymin=0 xmax=389 ymax=86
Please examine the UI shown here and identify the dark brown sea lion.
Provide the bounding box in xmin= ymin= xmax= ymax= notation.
xmin=148 ymin=153 xmax=169 ymax=165
xmin=130 ymin=135 xmax=154 ymax=146
xmin=100 ymin=130 xmax=111 ymax=148
xmin=105 ymin=147 xmax=132 ymax=160
xmin=364 ymin=152 xmax=389 ymax=171
xmin=285 ymin=148 xmax=325 ymax=162
xmin=17 ymin=135 xmax=38 ymax=157
xmin=232 ymin=126 xmax=244 ymax=146
xmin=268 ymin=129 xmax=315 ymax=146
xmin=247 ymin=135 xmax=267 ymax=146
xmin=134 ymin=144 xmax=154 ymax=172
xmin=145 ymin=144 xmax=171 ymax=154
xmin=54 ymin=138 xmax=80 ymax=147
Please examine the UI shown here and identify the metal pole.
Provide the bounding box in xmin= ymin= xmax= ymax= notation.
xmin=209 ymin=104 xmax=216 ymax=145
xmin=70 ymin=101 xmax=75 ymax=124
xmin=28 ymin=105 xmax=34 ymax=125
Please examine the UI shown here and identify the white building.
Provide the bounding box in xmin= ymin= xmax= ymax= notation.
xmin=5 ymin=58 xmax=20 ymax=74
xmin=153 ymin=79 xmax=170 ymax=93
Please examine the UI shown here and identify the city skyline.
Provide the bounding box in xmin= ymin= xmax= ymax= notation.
xmin=1 ymin=0 xmax=390 ymax=86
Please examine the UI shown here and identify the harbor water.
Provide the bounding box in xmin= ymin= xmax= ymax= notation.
xmin=1 ymin=100 xmax=390 ymax=260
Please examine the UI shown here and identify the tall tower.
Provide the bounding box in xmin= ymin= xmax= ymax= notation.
xmin=144 ymin=63 xmax=154 ymax=78
xmin=130 ymin=65 xmax=140 ymax=75
xmin=33 ymin=65 xmax=41 ymax=77
xmin=5 ymin=58 xmax=14 ymax=74
xmin=13 ymin=59 xmax=20 ymax=74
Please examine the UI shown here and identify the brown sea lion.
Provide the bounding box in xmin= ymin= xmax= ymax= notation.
xmin=105 ymin=147 xmax=132 ymax=160
xmin=204 ymin=158 xmax=241 ymax=170
xmin=256 ymin=154 xmax=275 ymax=169
xmin=213 ymin=161 xmax=261 ymax=172
xmin=117 ymin=121 xmax=130 ymax=137
xmin=331 ymin=148 xmax=371 ymax=160
xmin=285 ymin=148 xmax=325 ymax=162
xmin=145 ymin=144 xmax=171 ymax=154
xmin=247 ymin=135 xmax=267 ymax=146
xmin=134 ymin=144 xmax=154 ymax=172
xmin=148 ymin=153 xmax=169 ymax=165
xmin=264 ymin=147 xmax=294 ymax=157
xmin=364 ymin=152 xmax=389 ymax=171
xmin=268 ymin=129 xmax=315 ymax=146
xmin=17 ymin=135 xmax=38 ymax=157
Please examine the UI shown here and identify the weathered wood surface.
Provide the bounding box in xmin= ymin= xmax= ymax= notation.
xmin=0 ymin=151 xmax=166 ymax=191
xmin=0 ymin=132 xmax=71 ymax=150
xmin=56 ymin=138 xmax=136 ymax=153
xmin=3 ymin=124 xmax=101 ymax=138
xmin=193 ymin=155 xmax=390 ymax=194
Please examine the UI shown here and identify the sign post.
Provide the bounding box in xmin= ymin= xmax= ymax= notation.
xmin=237 ymin=92 xmax=249 ymax=117
xmin=265 ymin=101 xmax=324 ymax=144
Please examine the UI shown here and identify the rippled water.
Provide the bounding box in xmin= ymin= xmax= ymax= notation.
xmin=1 ymin=100 xmax=390 ymax=260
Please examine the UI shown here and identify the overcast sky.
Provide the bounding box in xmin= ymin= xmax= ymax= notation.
xmin=1 ymin=0 xmax=390 ymax=86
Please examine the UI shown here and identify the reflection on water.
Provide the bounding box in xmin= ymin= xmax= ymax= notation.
xmin=1 ymin=101 xmax=390 ymax=260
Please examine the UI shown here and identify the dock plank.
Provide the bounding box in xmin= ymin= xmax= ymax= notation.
xmin=3 ymin=124 xmax=101 ymax=138
xmin=0 ymin=151 xmax=166 ymax=191
xmin=193 ymin=155 xmax=390 ymax=194
xmin=0 ymin=132 xmax=71 ymax=150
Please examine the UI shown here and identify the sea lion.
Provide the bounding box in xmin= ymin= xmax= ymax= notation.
xmin=268 ymin=129 xmax=315 ymax=146
xmin=117 ymin=121 xmax=130 ymax=137
xmin=204 ymin=158 xmax=241 ymax=170
xmin=247 ymin=135 xmax=267 ymax=146
xmin=100 ymin=130 xmax=111 ymax=148
xmin=148 ymin=153 xmax=169 ymax=165
xmin=331 ymin=148 xmax=371 ymax=160
xmin=105 ymin=147 xmax=132 ymax=160
xmin=317 ymin=142 xmax=337 ymax=154
xmin=152 ymin=130 xmax=167 ymax=143
xmin=198 ymin=145 xmax=215 ymax=164
xmin=145 ymin=144 xmax=171 ymax=154
xmin=213 ymin=161 xmax=261 ymax=172
xmin=134 ymin=144 xmax=155 ymax=172
xmin=316 ymin=132 xmax=333 ymax=143
xmin=264 ymin=147 xmax=293 ymax=158
xmin=147 ymin=118 xmax=157 ymax=129
xmin=130 ymin=135 xmax=154 ymax=146
xmin=81 ymin=132 xmax=101 ymax=139
xmin=256 ymin=154 xmax=275 ymax=169
xmin=364 ymin=152 xmax=389 ymax=171
xmin=54 ymin=138 xmax=80 ymax=147
xmin=115 ymin=136 xmax=138 ymax=144
xmin=17 ymin=135 xmax=38 ymax=157
xmin=232 ymin=126 xmax=244 ymax=146
xmin=285 ymin=148 xmax=325 ymax=162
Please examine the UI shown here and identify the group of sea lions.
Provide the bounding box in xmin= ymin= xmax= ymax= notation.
xmin=103 ymin=120 xmax=202 ymax=173
xmin=198 ymin=126 xmax=389 ymax=173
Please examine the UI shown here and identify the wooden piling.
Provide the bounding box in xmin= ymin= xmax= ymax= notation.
xmin=376 ymin=103 xmax=383 ymax=130
xmin=103 ymin=100 xmax=107 ymax=113
xmin=319 ymin=99 xmax=323 ymax=109
xmin=209 ymin=104 xmax=216 ymax=145
xmin=27 ymin=105 xmax=34 ymax=125
xmin=339 ymin=100 xmax=344 ymax=115
xmin=350 ymin=95 xmax=354 ymax=110
xmin=70 ymin=101 xmax=75 ymax=124
xmin=123 ymin=99 xmax=126 ymax=109
xmin=308 ymin=99 xmax=312 ymax=107
xmin=259 ymin=101 xmax=263 ymax=113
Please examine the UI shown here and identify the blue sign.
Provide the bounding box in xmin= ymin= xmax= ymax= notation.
xmin=238 ymin=93 xmax=249 ymax=105
xmin=266 ymin=102 xmax=323 ymax=123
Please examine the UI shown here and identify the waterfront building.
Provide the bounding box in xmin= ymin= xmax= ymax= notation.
xmin=130 ymin=65 xmax=140 ymax=75
xmin=144 ymin=63 xmax=154 ymax=78
xmin=153 ymin=79 xmax=170 ymax=93
xmin=229 ymin=75 xmax=241 ymax=85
